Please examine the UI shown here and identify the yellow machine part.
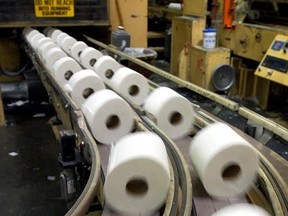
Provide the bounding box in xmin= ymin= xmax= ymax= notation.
xmin=255 ymin=34 xmax=288 ymax=87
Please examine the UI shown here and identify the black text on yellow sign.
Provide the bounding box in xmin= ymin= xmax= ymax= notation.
xmin=34 ymin=0 xmax=74 ymax=17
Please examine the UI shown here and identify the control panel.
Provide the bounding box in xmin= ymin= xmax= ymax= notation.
xmin=255 ymin=34 xmax=288 ymax=86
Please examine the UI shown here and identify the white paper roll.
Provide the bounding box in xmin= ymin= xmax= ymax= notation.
xmin=104 ymin=131 xmax=170 ymax=215
xmin=36 ymin=37 xmax=53 ymax=50
xmin=79 ymin=47 xmax=103 ymax=70
xmin=143 ymin=87 xmax=194 ymax=139
xmin=70 ymin=41 xmax=88 ymax=61
xmin=30 ymin=33 xmax=45 ymax=48
xmin=50 ymin=29 xmax=62 ymax=41
xmin=56 ymin=32 xmax=69 ymax=45
xmin=189 ymin=122 xmax=259 ymax=199
xmin=43 ymin=27 xmax=54 ymax=36
xmin=93 ymin=56 xmax=121 ymax=85
xmin=25 ymin=30 xmax=40 ymax=43
xmin=53 ymin=57 xmax=82 ymax=86
xmin=66 ymin=69 xmax=105 ymax=107
xmin=44 ymin=47 xmax=67 ymax=68
xmin=39 ymin=42 xmax=58 ymax=57
xmin=43 ymin=27 xmax=58 ymax=39
xmin=61 ymin=36 xmax=77 ymax=54
xmin=23 ymin=27 xmax=34 ymax=37
xmin=81 ymin=89 xmax=134 ymax=144
xmin=43 ymin=27 xmax=51 ymax=36
xmin=110 ymin=67 xmax=149 ymax=105
xmin=212 ymin=204 xmax=270 ymax=216
xmin=168 ymin=3 xmax=182 ymax=11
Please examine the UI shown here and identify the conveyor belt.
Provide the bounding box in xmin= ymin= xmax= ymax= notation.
xmin=85 ymin=37 xmax=288 ymax=214
xmin=144 ymin=81 xmax=288 ymax=216
xmin=24 ymin=31 xmax=288 ymax=216
xmin=85 ymin=36 xmax=288 ymax=144
xmin=24 ymin=33 xmax=193 ymax=216
xmin=27 ymin=46 xmax=102 ymax=216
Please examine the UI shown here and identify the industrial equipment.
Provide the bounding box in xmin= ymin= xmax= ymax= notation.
xmin=255 ymin=34 xmax=288 ymax=86
xmin=12 ymin=26 xmax=288 ymax=216
xmin=212 ymin=64 xmax=235 ymax=91
xmin=1 ymin=0 xmax=288 ymax=215
xmin=190 ymin=46 xmax=233 ymax=91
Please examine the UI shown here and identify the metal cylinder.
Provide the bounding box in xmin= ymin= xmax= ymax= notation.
xmin=0 ymin=81 xmax=29 ymax=99
xmin=0 ymin=79 xmax=48 ymax=102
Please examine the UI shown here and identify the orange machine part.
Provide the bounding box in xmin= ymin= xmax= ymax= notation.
xmin=223 ymin=0 xmax=234 ymax=28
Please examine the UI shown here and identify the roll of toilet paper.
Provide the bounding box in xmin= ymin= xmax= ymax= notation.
xmin=189 ymin=122 xmax=259 ymax=199
xmin=25 ymin=30 xmax=40 ymax=43
xmin=93 ymin=56 xmax=121 ymax=85
xmin=66 ymin=69 xmax=105 ymax=107
xmin=70 ymin=41 xmax=88 ymax=61
xmin=104 ymin=131 xmax=170 ymax=215
xmin=23 ymin=27 xmax=34 ymax=37
xmin=44 ymin=47 xmax=67 ymax=68
xmin=30 ymin=33 xmax=45 ymax=48
xmin=53 ymin=57 xmax=82 ymax=86
xmin=79 ymin=47 xmax=103 ymax=70
xmin=39 ymin=42 xmax=58 ymax=58
xmin=43 ymin=27 xmax=56 ymax=37
xmin=143 ymin=87 xmax=194 ymax=139
xmin=50 ymin=29 xmax=62 ymax=41
xmin=212 ymin=204 xmax=270 ymax=216
xmin=81 ymin=89 xmax=134 ymax=144
xmin=36 ymin=37 xmax=53 ymax=50
xmin=110 ymin=67 xmax=149 ymax=106
xmin=168 ymin=3 xmax=182 ymax=11
xmin=61 ymin=36 xmax=77 ymax=54
xmin=56 ymin=32 xmax=69 ymax=45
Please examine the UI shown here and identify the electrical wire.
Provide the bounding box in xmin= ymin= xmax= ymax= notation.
xmin=0 ymin=61 xmax=33 ymax=77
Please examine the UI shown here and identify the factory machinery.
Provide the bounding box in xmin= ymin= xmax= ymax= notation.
xmin=148 ymin=0 xmax=288 ymax=111
xmin=0 ymin=0 xmax=286 ymax=215
xmin=22 ymin=27 xmax=288 ymax=216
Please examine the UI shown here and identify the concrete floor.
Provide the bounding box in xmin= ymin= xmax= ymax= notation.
xmin=0 ymin=104 xmax=68 ymax=216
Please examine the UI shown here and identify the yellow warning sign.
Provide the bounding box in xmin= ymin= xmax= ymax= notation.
xmin=34 ymin=0 xmax=74 ymax=17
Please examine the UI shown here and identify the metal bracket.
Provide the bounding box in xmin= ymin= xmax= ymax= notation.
xmin=58 ymin=129 xmax=82 ymax=168
xmin=212 ymin=104 xmax=223 ymax=115
xmin=257 ymin=129 xmax=274 ymax=145
xmin=245 ymin=119 xmax=273 ymax=144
